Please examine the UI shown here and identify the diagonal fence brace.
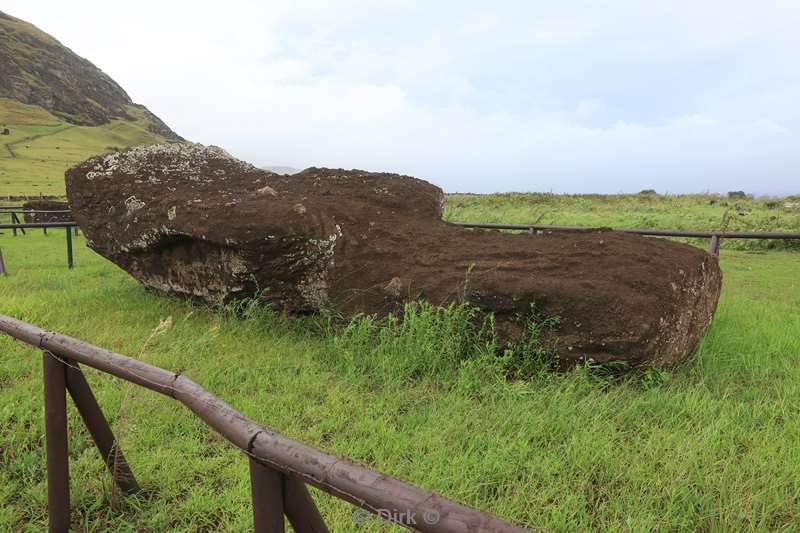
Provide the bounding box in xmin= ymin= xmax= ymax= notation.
xmin=64 ymin=360 xmax=139 ymax=495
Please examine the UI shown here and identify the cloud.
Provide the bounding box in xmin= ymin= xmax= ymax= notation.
xmin=6 ymin=0 xmax=800 ymax=193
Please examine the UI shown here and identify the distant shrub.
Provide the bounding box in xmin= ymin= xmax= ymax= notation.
xmin=764 ymin=200 xmax=780 ymax=209
xmin=638 ymin=189 xmax=657 ymax=195
xmin=727 ymin=191 xmax=748 ymax=199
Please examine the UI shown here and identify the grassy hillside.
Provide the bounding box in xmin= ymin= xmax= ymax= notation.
xmin=0 ymin=98 xmax=175 ymax=196
xmin=0 ymin=10 xmax=180 ymax=138
xmin=1 ymin=217 xmax=798 ymax=530
xmin=0 ymin=9 xmax=182 ymax=196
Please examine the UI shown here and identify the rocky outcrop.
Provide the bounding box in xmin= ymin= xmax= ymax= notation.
xmin=66 ymin=144 xmax=723 ymax=367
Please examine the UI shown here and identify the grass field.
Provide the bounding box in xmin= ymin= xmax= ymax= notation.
xmin=0 ymin=99 xmax=174 ymax=196
xmin=445 ymin=192 xmax=800 ymax=251
xmin=1 ymin=199 xmax=799 ymax=532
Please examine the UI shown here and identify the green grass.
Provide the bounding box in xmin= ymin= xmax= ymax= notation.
xmin=1 ymin=207 xmax=799 ymax=531
xmin=444 ymin=192 xmax=800 ymax=251
xmin=0 ymin=99 xmax=175 ymax=196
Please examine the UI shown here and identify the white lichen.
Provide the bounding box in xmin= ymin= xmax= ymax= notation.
xmin=296 ymin=225 xmax=342 ymax=308
xmin=80 ymin=143 xmax=259 ymax=182
xmin=125 ymin=196 xmax=146 ymax=214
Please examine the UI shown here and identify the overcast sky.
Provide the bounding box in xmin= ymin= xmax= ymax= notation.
xmin=7 ymin=1 xmax=800 ymax=194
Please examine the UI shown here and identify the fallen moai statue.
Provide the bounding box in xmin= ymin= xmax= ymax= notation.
xmin=66 ymin=144 xmax=722 ymax=367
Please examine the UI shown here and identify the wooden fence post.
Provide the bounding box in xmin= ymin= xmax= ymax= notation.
xmin=0 ymin=248 xmax=6 ymax=276
xmin=284 ymin=476 xmax=329 ymax=533
xmin=249 ymin=458 xmax=286 ymax=533
xmin=43 ymin=351 xmax=70 ymax=533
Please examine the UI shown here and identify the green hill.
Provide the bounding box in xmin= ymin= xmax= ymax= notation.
xmin=0 ymin=10 xmax=182 ymax=196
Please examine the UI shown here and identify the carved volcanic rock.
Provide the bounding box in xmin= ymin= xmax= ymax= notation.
xmin=66 ymin=144 xmax=723 ymax=367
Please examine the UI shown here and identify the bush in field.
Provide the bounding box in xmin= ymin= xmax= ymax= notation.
xmin=727 ymin=190 xmax=748 ymax=199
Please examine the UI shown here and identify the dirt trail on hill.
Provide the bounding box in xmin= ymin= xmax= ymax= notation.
xmin=3 ymin=124 xmax=74 ymax=158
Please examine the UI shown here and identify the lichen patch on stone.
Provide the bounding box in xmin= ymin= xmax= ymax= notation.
xmin=125 ymin=196 xmax=146 ymax=214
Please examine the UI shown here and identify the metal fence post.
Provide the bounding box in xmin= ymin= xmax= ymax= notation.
xmin=43 ymin=351 xmax=70 ymax=533
xmin=65 ymin=226 xmax=74 ymax=269
xmin=249 ymin=458 xmax=286 ymax=533
xmin=14 ymin=213 xmax=25 ymax=235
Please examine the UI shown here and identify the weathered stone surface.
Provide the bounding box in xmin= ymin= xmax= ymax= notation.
xmin=66 ymin=144 xmax=723 ymax=367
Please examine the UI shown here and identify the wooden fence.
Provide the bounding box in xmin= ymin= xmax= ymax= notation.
xmin=0 ymin=315 xmax=531 ymax=533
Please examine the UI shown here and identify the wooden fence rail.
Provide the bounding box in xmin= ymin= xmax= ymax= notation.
xmin=0 ymin=315 xmax=531 ymax=533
